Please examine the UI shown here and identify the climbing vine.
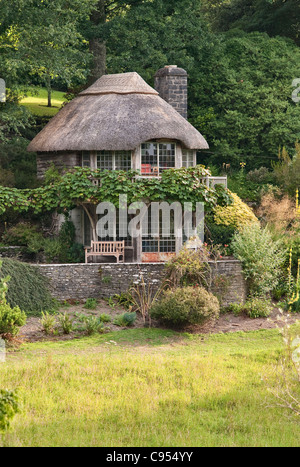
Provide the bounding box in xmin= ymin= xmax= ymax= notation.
xmin=0 ymin=165 xmax=233 ymax=215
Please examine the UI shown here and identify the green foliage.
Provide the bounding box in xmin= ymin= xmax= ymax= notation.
xmin=272 ymin=144 xmax=300 ymax=197
xmin=83 ymin=298 xmax=97 ymax=310
xmin=0 ymin=138 xmax=38 ymax=189
xmin=0 ymin=0 xmax=93 ymax=104
xmin=0 ymin=261 xmax=26 ymax=337
xmin=41 ymin=312 xmax=57 ymax=335
xmin=99 ymin=313 xmax=111 ymax=323
xmin=150 ymin=286 xmax=220 ymax=326
xmin=0 ymin=259 xmax=55 ymax=313
xmin=213 ymin=191 xmax=258 ymax=229
xmin=82 ymin=316 xmax=105 ymax=336
xmin=2 ymin=222 xmax=40 ymax=247
xmin=6 ymin=217 xmax=84 ymax=264
xmin=113 ymin=292 xmax=134 ymax=310
xmin=201 ymin=0 xmax=300 ymax=46
xmin=165 ymin=245 xmax=220 ymax=289
xmin=205 ymin=219 xmax=236 ymax=249
xmin=0 ymin=303 xmax=26 ymax=337
xmin=190 ymin=31 xmax=300 ymax=168
xmin=57 ymin=312 xmax=73 ymax=335
xmin=232 ymin=223 xmax=287 ymax=296
xmin=227 ymin=298 xmax=272 ymax=319
xmin=0 ymin=389 xmax=19 ymax=432
xmin=113 ymin=312 xmax=137 ymax=327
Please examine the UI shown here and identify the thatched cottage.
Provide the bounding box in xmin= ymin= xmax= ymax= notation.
xmin=28 ymin=66 xmax=224 ymax=263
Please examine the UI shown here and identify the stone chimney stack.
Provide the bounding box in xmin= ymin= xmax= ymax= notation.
xmin=154 ymin=65 xmax=188 ymax=119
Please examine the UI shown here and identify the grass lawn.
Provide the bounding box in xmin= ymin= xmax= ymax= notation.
xmin=0 ymin=328 xmax=299 ymax=447
xmin=20 ymin=87 xmax=65 ymax=117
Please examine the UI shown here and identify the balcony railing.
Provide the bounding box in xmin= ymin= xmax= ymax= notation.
xmin=203 ymin=176 xmax=228 ymax=189
xmin=90 ymin=175 xmax=228 ymax=189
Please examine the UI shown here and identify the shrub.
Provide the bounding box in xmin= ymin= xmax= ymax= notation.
xmin=0 ymin=389 xmax=19 ymax=431
xmin=83 ymin=316 xmax=104 ymax=335
xmin=0 ymin=259 xmax=55 ymax=313
xmin=164 ymin=245 xmax=220 ymax=289
xmin=113 ymin=312 xmax=137 ymax=327
xmin=84 ymin=298 xmax=97 ymax=310
xmin=246 ymin=167 xmax=272 ymax=184
xmin=213 ymin=191 xmax=258 ymax=229
xmin=0 ymin=264 xmax=26 ymax=338
xmin=41 ymin=311 xmax=57 ymax=335
xmin=231 ymin=223 xmax=286 ymax=296
xmin=114 ymin=292 xmax=134 ymax=310
xmin=0 ymin=303 xmax=26 ymax=337
xmin=205 ymin=220 xmax=236 ymax=250
xmin=244 ymin=298 xmax=272 ymax=319
xmin=150 ymin=286 xmax=220 ymax=326
xmin=100 ymin=313 xmax=111 ymax=323
xmin=2 ymin=222 xmax=40 ymax=247
xmin=57 ymin=312 xmax=73 ymax=334
xmin=43 ymin=238 xmax=62 ymax=263
xmin=226 ymin=298 xmax=272 ymax=318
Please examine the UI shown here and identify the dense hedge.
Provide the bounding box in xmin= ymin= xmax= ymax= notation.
xmin=0 ymin=259 xmax=55 ymax=313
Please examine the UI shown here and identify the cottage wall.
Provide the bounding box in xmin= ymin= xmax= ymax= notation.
xmin=37 ymin=151 xmax=81 ymax=179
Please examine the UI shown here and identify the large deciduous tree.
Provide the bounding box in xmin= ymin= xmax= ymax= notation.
xmin=201 ymin=0 xmax=300 ymax=46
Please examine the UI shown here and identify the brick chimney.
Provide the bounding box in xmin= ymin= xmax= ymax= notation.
xmin=154 ymin=65 xmax=188 ymax=119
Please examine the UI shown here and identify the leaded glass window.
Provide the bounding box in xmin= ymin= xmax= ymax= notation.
xmin=82 ymin=151 xmax=91 ymax=167
xmin=141 ymin=142 xmax=175 ymax=176
xmin=182 ymin=149 xmax=195 ymax=168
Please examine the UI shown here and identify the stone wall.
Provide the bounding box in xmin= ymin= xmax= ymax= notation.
xmin=36 ymin=260 xmax=246 ymax=306
xmin=154 ymin=66 xmax=188 ymax=119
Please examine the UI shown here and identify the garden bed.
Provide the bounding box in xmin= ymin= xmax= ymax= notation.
xmin=18 ymin=299 xmax=300 ymax=343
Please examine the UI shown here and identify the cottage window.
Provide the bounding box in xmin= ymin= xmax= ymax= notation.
xmin=142 ymin=209 xmax=176 ymax=253
xmin=97 ymin=151 xmax=132 ymax=171
xmin=141 ymin=142 xmax=175 ymax=176
xmin=182 ymin=149 xmax=195 ymax=168
xmin=82 ymin=152 xmax=91 ymax=167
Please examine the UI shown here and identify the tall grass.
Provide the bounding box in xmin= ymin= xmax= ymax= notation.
xmin=0 ymin=329 xmax=299 ymax=447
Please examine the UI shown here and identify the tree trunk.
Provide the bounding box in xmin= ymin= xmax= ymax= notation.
xmin=45 ymin=75 xmax=52 ymax=107
xmin=88 ymin=0 xmax=107 ymax=85
xmin=81 ymin=203 xmax=98 ymax=242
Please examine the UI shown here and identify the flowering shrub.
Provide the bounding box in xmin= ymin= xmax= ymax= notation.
xmin=150 ymin=286 xmax=220 ymax=326
xmin=231 ymin=223 xmax=286 ymax=297
xmin=213 ymin=191 xmax=258 ymax=229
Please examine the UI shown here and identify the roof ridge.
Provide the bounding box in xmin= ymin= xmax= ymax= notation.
xmin=79 ymin=72 xmax=158 ymax=96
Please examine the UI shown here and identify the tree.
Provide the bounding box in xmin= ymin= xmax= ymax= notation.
xmin=105 ymin=0 xmax=211 ymax=82
xmin=82 ymin=0 xmax=147 ymax=84
xmin=188 ymin=31 xmax=300 ymax=167
xmin=104 ymin=1 xmax=300 ymax=167
xmin=201 ymin=0 xmax=300 ymax=46
xmin=0 ymin=0 xmax=94 ymax=107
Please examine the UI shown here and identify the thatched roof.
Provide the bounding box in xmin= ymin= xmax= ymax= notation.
xmin=28 ymin=72 xmax=208 ymax=153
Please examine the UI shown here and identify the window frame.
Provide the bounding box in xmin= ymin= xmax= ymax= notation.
xmin=140 ymin=142 xmax=176 ymax=177
xmin=81 ymin=151 xmax=132 ymax=171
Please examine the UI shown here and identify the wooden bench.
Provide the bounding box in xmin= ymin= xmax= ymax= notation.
xmin=85 ymin=241 xmax=125 ymax=263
